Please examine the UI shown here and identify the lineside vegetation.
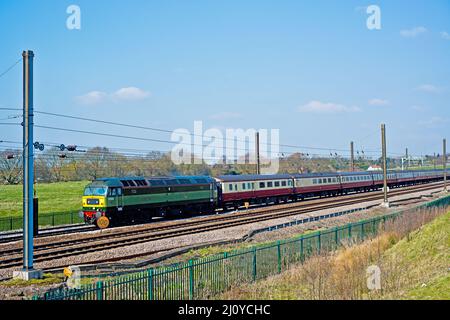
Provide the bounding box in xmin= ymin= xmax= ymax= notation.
xmin=221 ymin=207 xmax=449 ymax=300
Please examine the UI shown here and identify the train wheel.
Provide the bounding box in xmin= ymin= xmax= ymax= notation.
xmin=96 ymin=216 xmax=110 ymax=229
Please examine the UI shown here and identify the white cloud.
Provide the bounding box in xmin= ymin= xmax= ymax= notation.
xmin=76 ymin=87 xmax=150 ymax=105
xmin=441 ymin=31 xmax=450 ymax=40
xmin=354 ymin=6 xmax=367 ymax=12
xmin=411 ymin=105 xmax=425 ymax=111
xmin=76 ymin=91 xmax=108 ymax=105
xmin=416 ymin=84 xmax=441 ymax=93
xmin=210 ymin=112 xmax=242 ymax=120
xmin=400 ymin=26 xmax=427 ymax=38
xmin=368 ymin=98 xmax=389 ymax=106
xmin=298 ymin=100 xmax=360 ymax=114
xmin=418 ymin=116 xmax=449 ymax=127
xmin=112 ymin=87 xmax=150 ymax=101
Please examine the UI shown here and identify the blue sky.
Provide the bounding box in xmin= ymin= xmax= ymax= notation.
xmin=0 ymin=0 xmax=449 ymax=158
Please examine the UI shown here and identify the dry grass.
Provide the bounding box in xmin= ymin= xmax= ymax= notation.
xmin=221 ymin=206 xmax=449 ymax=300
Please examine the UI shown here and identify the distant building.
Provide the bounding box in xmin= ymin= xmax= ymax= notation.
xmin=367 ymin=165 xmax=382 ymax=171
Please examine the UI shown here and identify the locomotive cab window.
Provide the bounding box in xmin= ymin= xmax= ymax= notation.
xmin=84 ymin=186 xmax=107 ymax=196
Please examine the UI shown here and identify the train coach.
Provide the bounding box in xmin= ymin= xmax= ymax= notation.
xmin=216 ymin=174 xmax=295 ymax=209
xmin=81 ymin=168 xmax=447 ymax=228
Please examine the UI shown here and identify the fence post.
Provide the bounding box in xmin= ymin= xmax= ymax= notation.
xmin=252 ymin=247 xmax=257 ymax=281
xmin=361 ymin=222 xmax=365 ymax=239
xmin=277 ymin=241 xmax=282 ymax=273
xmin=52 ymin=213 xmax=55 ymax=226
xmin=10 ymin=217 xmax=13 ymax=231
xmin=71 ymin=212 xmax=74 ymax=224
xmin=147 ymin=268 xmax=154 ymax=300
xmin=96 ymin=281 xmax=104 ymax=300
xmin=348 ymin=224 xmax=352 ymax=239
xmin=300 ymin=237 xmax=304 ymax=263
xmin=223 ymin=252 xmax=228 ymax=290
xmin=188 ymin=259 xmax=194 ymax=300
xmin=318 ymin=231 xmax=321 ymax=253
xmin=335 ymin=228 xmax=338 ymax=247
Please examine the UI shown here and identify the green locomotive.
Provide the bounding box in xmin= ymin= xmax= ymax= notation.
xmin=81 ymin=176 xmax=219 ymax=228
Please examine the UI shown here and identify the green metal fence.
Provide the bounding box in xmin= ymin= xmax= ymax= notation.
xmin=0 ymin=211 xmax=83 ymax=232
xmin=37 ymin=194 xmax=450 ymax=300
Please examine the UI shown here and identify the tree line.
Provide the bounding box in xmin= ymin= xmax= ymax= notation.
xmin=0 ymin=146 xmax=424 ymax=185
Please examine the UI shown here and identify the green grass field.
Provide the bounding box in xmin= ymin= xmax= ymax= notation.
xmin=0 ymin=181 xmax=89 ymax=218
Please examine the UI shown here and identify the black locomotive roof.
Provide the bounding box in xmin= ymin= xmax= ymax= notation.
xmin=97 ymin=175 xmax=215 ymax=187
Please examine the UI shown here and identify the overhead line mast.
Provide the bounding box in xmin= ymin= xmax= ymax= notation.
xmin=381 ymin=124 xmax=389 ymax=207
xmin=13 ymin=50 xmax=42 ymax=280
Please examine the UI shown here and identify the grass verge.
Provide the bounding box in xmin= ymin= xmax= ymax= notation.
xmin=221 ymin=207 xmax=449 ymax=300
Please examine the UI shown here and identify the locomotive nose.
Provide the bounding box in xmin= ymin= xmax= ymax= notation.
xmin=82 ymin=196 xmax=105 ymax=207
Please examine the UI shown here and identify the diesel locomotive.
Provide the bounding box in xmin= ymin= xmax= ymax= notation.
xmin=81 ymin=169 xmax=446 ymax=228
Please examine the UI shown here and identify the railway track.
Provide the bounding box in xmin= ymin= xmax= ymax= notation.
xmin=0 ymin=182 xmax=443 ymax=269
xmin=0 ymin=224 xmax=95 ymax=244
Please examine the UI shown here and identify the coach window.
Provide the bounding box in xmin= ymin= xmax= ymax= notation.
xmin=275 ymin=181 xmax=280 ymax=187
xmin=242 ymin=183 xmax=246 ymax=190
xmin=267 ymin=181 xmax=273 ymax=188
xmin=234 ymin=184 xmax=238 ymax=191
xmin=228 ymin=184 xmax=233 ymax=191
xmin=313 ymin=179 xmax=317 ymax=184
